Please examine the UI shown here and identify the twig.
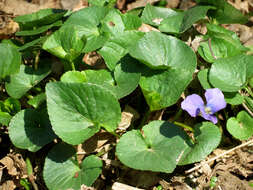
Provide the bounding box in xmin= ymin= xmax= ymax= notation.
xmin=185 ymin=138 xmax=253 ymax=174
xmin=208 ymin=38 xmax=217 ymax=60
xmin=242 ymin=102 xmax=253 ymax=117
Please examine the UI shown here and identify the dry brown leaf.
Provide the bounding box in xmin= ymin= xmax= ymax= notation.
xmin=166 ymin=0 xmax=180 ymax=8
xmin=112 ymin=182 xmax=145 ymax=190
xmin=118 ymin=105 xmax=140 ymax=131
xmin=0 ymin=156 xmax=17 ymax=176
xmin=0 ymin=0 xmax=61 ymax=16
xmin=72 ymin=0 xmax=88 ymax=12
xmin=82 ymin=52 xmax=106 ymax=69
xmin=80 ymin=131 xmax=114 ymax=154
xmin=0 ymin=180 xmax=16 ymax=190
xmin=127 ymin=0 xmax=160 ymax=10
xmin=80 ymin=184 xmax=95 ymax=190
xmin=138 ymin=23 xmax=160 ymax=33
xmin=0 ymin=14 xmax=19 ymax=36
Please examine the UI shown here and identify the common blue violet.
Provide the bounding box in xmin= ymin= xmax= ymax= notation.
xmin=181 ymin=88 xmax=226 ymax=124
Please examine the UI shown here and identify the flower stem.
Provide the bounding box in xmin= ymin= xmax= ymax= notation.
xmin=173 ymin=121 xmax=194 ymax=132
xmin=245 ymin=86 xmax=253 ymax=98
xmin=70 ymin=61 xmax=76 ymax=71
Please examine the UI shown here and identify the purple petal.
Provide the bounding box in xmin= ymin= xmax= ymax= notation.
xmin=181 ymin=94 xmax=204 ymax=117
xmin=199 ymin=107 xmax=218 ymax=124
xmin=205 ymin=88 xmax=226 ymax=113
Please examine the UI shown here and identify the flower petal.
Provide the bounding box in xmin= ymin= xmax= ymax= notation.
xmin=181 ymin=94 xmax=204 ymax=117
xmin=199 ymin=107 xmax=218 ymax=124
xmin=205 ymin=88 xmax=226 ymax=113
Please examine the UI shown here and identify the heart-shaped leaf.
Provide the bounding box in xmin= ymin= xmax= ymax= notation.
xmin=43 ymin=143 xmax=102 ymax=190
xmin=42 ymin=25 xmax=86 ymax=62
xmin=129 ymin=32 xmax=196 ymax=110
xmin=116 ymin=120 xmax=189 ymax=173
xmin=178 ymin=122 xmax=221 ymax=165
xmin=0 ymin=43 xmax=21 ymax=79
xmin=98 ymin=31 xmax=144 ymax=70
xmin=198 ymin=24 xmax=248 ymax=63
xmin=64 ymin=6 xmax=109 ymax=52
xmin=60 ymin=56 xmax=141 ymax=99
xmin=8 ymin=109 xmax=56 ymax=152
xmin=227 ymin=111 xmax=253 ymax=140
xmin=46 ymin=82 xmax=121 ymax=145
xmin=5 ymin=64 xmax=51 ymax=99
xmin=209 ymin=55 xmax=248 ymax=92
xmin=141 ymin=4 xmax=215 ymax=34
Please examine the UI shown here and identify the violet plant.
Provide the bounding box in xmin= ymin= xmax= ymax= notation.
xmin=181 ymin=88 xmax=227 ymax=124
xmin=0 ymin=1 xmax=253 ymax=190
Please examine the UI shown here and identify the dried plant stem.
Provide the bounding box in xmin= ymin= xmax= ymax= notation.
xmin=242 ymin=102 xmax=253 ymax=117
xmin=185 ymin=138 xmax=253 ymax=174
xmin=208 ymin=38 xmax=217 ymax=60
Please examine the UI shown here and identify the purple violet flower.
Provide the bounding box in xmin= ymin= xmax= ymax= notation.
xmin=181 ymin=88 xmax=226 ymax=124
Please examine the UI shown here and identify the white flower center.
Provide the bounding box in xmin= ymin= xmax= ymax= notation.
xmin=204 ymin=106 xmax=212 ymax=115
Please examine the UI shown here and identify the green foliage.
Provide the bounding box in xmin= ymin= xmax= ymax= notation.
xmin=5 ymin=64 xmax=51 ymax=99
xmin=9 ymin=109 xmax=56 ymax=152
xmin=43 ymin=143 xmax=102 ymax=190
xmin=0 ymin=44 xmax=21 ymax=79
xmin=129 ymin=31 xmax=196 ymax=110
xmin=46 ymin=82 xmax=121 ymax=145
xmin=227 ymin=111 xmax=253 ymax=140
xmin=1 ymin=2 xmax=252 ymax=189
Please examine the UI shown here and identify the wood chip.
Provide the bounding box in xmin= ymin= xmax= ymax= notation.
xmin=112 ymin=182 xmax=144 ymax=190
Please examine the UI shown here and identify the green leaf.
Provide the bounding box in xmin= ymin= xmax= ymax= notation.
xmin=129 ymin=32 xmax=196 ymax=110
xmin=62 ymin=56 xmax=141 ymax=99
xmin=180 ymin=5 xmax=216 ymax=33
xmin=43 ymin=143 xmax=102 ymax=190
xmin=227 ymin=111 xmax=253 ymax=140
xmin=1 ymin=97 xmax=21 ymax=115
xmin=0 ymin=43 xmax=21 ymax=79
xmin=141 ymin=4 xmax=215 ymax=33
xmin=198 ymin=69 xmax=212 ymax=89
xmin=141 ymin=4 xmax=179 ymax=27
xmin=14 ymin=8 xmax=67 ymax=30
xmin=64 ymin=6 xmax=109 ymax=52
xmin=88 ymin=0 xmax=107 ymax=6
xmin=27 ymin=93 xmax=46 ymax=108
xmin=113 ymin=56 xmax=141 ymax=98
xmin=46 ymin=82 xmax=121 ymax=145
xmin=18 ymin=37 xmax=47 ymax=52
xmin=42 ymin=25 xmax=86 ymax=61
xmin=15 ymin=20 xmax=62 ymax=36
xmin=116 ymin=120 xmax=189 ymax=173
xmin=198 ymin=24 xmax=248 ymax=63
xmin=5 ymin=64 xmax=51 ymax=99
xmin=101 ymin=9 xmax=125 ymax=36
xmin=224 ymin=92 xmax=244 ymax=105
xmin=209 ymin=55 xmax=248 ymax=92
xmin=60 ymin=71 xmax=87 ymax=83
xmin=8 ymin=109 xmax=56 ymax=152
xmin=196 ymin=0 xmax=249 ymax=24
xmin=0 ymin=112 xmax=12 ymax=126
xmin=98 ymin=31 xmax=144 ymax=70
xmin=178 ymin=122 xmax=221 ymax=165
